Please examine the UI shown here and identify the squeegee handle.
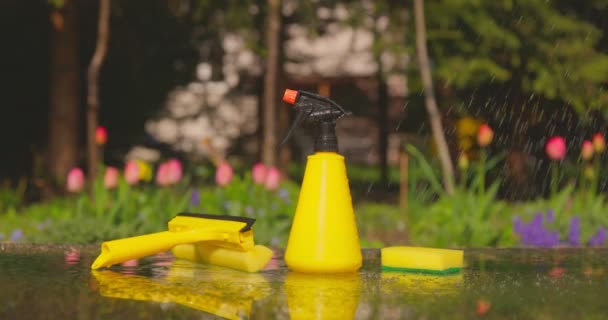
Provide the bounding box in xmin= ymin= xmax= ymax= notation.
xmin=91 ymin=231 xmax=217 ymax=269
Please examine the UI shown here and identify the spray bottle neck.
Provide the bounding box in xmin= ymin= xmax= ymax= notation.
xmin=281 ymin=89 xmax=351 ymax=154
xmin=314 ymin=122 xmax=338 ymax=153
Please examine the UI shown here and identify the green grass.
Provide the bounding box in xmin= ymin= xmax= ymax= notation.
xmin=2 ymin=148 xmax=608 ymax=248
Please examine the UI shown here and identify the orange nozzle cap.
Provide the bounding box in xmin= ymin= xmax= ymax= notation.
xmin=283 ymin=89 xmax=298 ymax=105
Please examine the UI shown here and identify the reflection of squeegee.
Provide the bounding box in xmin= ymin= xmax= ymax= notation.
xmin=92 ymin=265 xmax=271 ymax=320
xmin=92 ymin=213 xmax=271 ymax=271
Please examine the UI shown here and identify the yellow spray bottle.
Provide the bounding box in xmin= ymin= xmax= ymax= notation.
xmin=280 ymin=89 xmax=362 ymax=273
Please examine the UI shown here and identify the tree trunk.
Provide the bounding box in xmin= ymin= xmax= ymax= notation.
xmin=48 ymin=0 xmax=80 ymax=186
xmin=399 ymin=148 xmax=409 ymax=233
xmin=86 ymin=0 xmax=111 ymax=199
xmin=377 ymin=72 xmax=389 ymax=185
xmin=413 ymin=0 xmax=455 ymax=195
xmin=277 ymin=10 xmax=290 ymax=174
xmin=262 ymin=0 xmax=281 ymax=167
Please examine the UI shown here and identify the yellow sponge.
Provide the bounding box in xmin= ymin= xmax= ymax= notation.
xmin=172 ymin=243 xmax=274 ymax=273
xmin=381 ymin=246 xmax=463 ymax=274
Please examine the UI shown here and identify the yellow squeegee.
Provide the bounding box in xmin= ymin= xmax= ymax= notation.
xmin=91 ymin=213 xmax=272 ymax=272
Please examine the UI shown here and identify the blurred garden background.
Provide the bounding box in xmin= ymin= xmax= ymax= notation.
xmin=2 ymin=0 xmax=608 ymax=249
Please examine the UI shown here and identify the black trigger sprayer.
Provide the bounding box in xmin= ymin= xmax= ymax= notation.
xmin=280 ymin=88 xmax=362 ymax=274
xmin=280 ymin=89 xmax=351 ymax=153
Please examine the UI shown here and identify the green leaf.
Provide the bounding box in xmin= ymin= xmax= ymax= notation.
xmin=405 ymin=144 xmax=445 ymax=196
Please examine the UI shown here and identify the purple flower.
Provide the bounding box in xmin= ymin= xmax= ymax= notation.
xmin=568 ymin=217 xmax=580 ymax=246
xmin=257 ymin=208 xmax=267 ymax=217
xmin=545 ymin=231 xmax=560 ymax=247
xmin=535 ymin=229 xmax=559 ymax=248
xmin=190 ymin=190 xmax=200 ymax=206
xmin=513 ymin=211 xmax=561 ymax=247
xmin=513 ymin=211 xmax=605 ymax=248
xmin=278 ymin=188 xmax=291 ymax=204
xmin=513 ymin=214 xmax=532 ymax=245
xmin=513 ymin=216 xmax=523 ymax=233
xmin=36 ymin=219 xmax=52 ymax=231
xmin=588 ymin=227 xmax=606 ymax=247
xmin=10 ymin=229 xmax=23 ymax=242
xmin=279 ymin=188 xmax=290 ymax=199
xmin=527 ymin=213 xmax=544 ymax=245
xmin=271 ymin=237 xmax=280 ymax=246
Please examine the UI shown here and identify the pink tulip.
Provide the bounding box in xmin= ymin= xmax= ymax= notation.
xmin=121 ymin=259 xmax=139 ymax=267
xmin=166 ymin=159 xmax=183 ymax=184
xmin=103 ymin=167 xmax=119 ymax=189
xmin=252 ymin=162 xmax=268 ymax=184
xmin=265 ymin=167 xmax=281 ymax=191
xmin=477 ymin=124 xmax=494 ymax=147
xmin=121 ymin=259 xmax=139 ymax=275
xmin=66 ymin=167 xmax=85 ymax=193
xmin=545 ymin=136 xmax=567 ymax=161
xmin=156 ymin=159 xmax=183 ymax=186
xmin=215 ymin=162 xmax=234 ymax=187
xmin=155 ymin=162 xmax=171 ymax=186
xmin=581 ymin=140 xmax=594 ymax=160
xmin=593 ymin=133 xmax=605 ymax=153
xmin=64 ymin=247 xmax=80 ymax=265
xmin=124 ymin=160 xmax=140 ymax=185
xmin=96 ymin=126 xmax=108 ymax=145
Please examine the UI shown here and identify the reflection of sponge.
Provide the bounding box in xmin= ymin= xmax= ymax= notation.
xmin=381 ymin=246 xmax=463 ymax=275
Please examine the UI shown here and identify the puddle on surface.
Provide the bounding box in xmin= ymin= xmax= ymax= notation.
xmin=1 ymin=244 xmax=608 ymax=319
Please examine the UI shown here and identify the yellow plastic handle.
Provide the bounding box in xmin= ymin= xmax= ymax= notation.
xmin=91 ymin=231 xmax=176 ymax=269
xmin=91 ymin=231 xmax=210 ymax=269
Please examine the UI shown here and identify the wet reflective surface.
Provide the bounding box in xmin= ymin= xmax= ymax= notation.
xmin=1 ymin=244 xmax=608 ymax=319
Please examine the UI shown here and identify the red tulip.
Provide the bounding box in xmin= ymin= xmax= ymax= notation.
xmin=215 ymin=162 xmax=234 ymax=187
xmin=592 ymin=133 xmax=605 ymax=153
xmin=96 ymin=126 xmax=108 ymax=145
xmin=124 ymin=160 xmax=140 ymax=185
xmin=104 ymin=167 xmax=119 ymax=189
xmin=581 ymin=140 xmax=594 ymax=160
xmin=477 ymin=124 xmax=494 ymax=147
xmin=545 ymin=136 xmax=566 ymax=161
xmin=265 ymin=167 xmax=281 ymax=191
xmin=66 ymin=167 xmax=85 ymax=193
xmin=252 ymin=162 xmax=268 ymax=184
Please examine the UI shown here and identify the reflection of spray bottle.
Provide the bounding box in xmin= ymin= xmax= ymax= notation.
xmin=281 ymin=89 xmax=362 ymax=273
xmin=285 ymin=272 xmax=362 ymax=320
